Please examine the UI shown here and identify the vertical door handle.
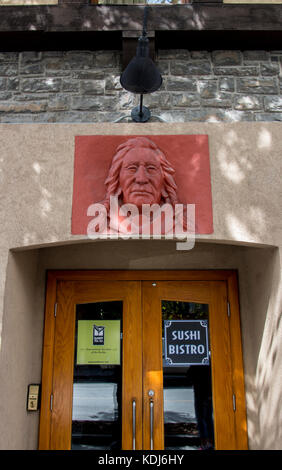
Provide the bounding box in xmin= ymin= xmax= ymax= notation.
xmin=132 ymin=399 xmax=136 ymax=450
xmin=150 ymin=399 xmax=154 ymax=450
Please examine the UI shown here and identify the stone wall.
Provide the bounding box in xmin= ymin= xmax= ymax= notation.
xmin=0 ymin=49 xmax=282 ymax=123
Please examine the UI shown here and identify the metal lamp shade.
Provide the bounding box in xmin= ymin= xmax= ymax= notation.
xmin=120 ymin=37 xmax=162 ymax=94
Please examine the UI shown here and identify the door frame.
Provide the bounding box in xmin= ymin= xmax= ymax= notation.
xmin=39 ymin=270 xmax=248 ymax=450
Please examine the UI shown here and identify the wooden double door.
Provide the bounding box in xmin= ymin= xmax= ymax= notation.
xmin=39 ymin=271 xmax=248 ymax=450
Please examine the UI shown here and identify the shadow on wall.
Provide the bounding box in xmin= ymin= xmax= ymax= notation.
xmin=239 ymin=246 xmax=281 ymax=449
xmin=0 ymin=124 xmax=280 ymax=250
xmin=0 ymin=123 xmax=281 ymax=449
xmin=0 ymin=249 xmax=41 ymax=450
xmin=253 ymin=252 xmax=282 ymax=450
xmin=0 ymin=241 xmax=281 ymax=449
xmin=214 ymin=127 xmax=281 ymax=246
xmin=214 ymin=127 xmax=282 ymax=447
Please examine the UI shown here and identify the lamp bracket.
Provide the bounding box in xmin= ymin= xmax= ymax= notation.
xmin=131 ymin=105 xmax=151 ymax=123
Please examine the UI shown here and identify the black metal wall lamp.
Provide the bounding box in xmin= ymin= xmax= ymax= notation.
xmin=120 ymin=6 xmax=163 ymax=122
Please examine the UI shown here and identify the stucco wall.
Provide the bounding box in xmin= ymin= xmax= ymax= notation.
xmin=0 ymin=122 xmax=281 ymax=251
xmin=0 ymin=122 xmax=281 ymax=449
xmin=0 ymin=241 xmax=280 ymax=449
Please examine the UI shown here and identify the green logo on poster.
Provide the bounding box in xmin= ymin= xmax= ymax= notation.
xmin=76 ymin=320 xmax=121 ymax=365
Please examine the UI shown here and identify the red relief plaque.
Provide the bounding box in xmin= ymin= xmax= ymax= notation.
xmin=71 ymin=135 xmax=213 ymax=236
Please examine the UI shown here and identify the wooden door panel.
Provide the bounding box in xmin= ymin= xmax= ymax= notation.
xmin=50 ymin=280 xmax=142 ymax=450
xmin=149 ymin=280 xmax=212 ymax=303
xmin=142 ymin=280 xmax=236 ymax=451
xmin=51 ymin=281 xmax=76 ymax=449
xmin=121 ymin=281 xmax=143 ymax=450
xmin=142 ymin=282 xmax=164 ymax=450
xmin=40 ymin=271 xmax=248 ymax=451
xmin=208 ymin=281 xmax=235 ymax=450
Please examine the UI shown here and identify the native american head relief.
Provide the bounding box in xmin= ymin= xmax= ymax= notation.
xmin=101 ymin=136 xmax=180 ymax=212
xmin=86 ymin=136 xmax=193 ymax=239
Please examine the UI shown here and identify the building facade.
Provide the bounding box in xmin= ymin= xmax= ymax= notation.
xmin=0 ymin=1 xmax=281 ymax=451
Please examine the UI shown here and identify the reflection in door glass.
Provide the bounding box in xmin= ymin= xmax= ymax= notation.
xmin=162 ymin=301 xmax=214 ymax=451
xmin=72 ymin=302 xmax=122 ymax=450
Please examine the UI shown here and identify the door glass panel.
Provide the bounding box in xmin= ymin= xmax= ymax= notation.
xmin=162 ymin=301 xmax=214 ymax=451
xmin=71 ymin=301 xmax=123 ymax=450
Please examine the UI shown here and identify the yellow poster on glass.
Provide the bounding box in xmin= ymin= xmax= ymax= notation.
xmin=76 ymin=320 xmax=121 ymax=365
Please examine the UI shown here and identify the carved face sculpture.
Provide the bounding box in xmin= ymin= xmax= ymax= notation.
xmin=119 ymin=147 xmax=164 ymax=209
xmin=102 ymin=137 xmax=179 ymax=215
